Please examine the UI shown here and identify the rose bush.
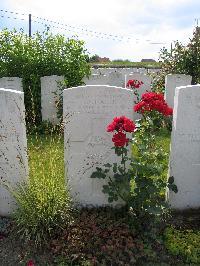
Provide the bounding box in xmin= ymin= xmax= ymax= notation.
xmin=126 ymin=79 xmax=144 ymax=104
xmin=134 ymin=92 xmax=173 ymax=116
xmin=91 ymin=83 xmax=177 ymax=219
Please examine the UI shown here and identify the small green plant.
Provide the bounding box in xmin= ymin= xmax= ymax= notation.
xmin=164 ymin=226 xmax=200 ymax=264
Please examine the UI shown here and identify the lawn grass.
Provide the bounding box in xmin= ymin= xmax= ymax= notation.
xmin=27 ymin=129 xmax=171 ymax=189
xmin=1 ymin=130 xmax=199 ymax=265
xmin=28 ymin=134 xmax=64 ymax=180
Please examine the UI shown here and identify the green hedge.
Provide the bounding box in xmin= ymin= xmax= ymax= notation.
xmin=0 ymin=29 xmax=90 ymax=125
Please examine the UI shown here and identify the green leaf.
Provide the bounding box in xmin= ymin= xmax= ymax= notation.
xmin=102 ymin=185 xmax=110 ymax=193
xmin=113 ymin=163 xmax=117 ymax=173
xmin=90 ymin=171 xmax=106 ymax=179
xmin=168 ymin=176 xmax=175 ymax=184
xmin=108 ymin=197 xmax=114 ymax=203
xmin=168 ymin=184 xmax=178 ymax=193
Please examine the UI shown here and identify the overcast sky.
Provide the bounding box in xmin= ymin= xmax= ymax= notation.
xmin=0 ymin=0 xmax=199 ymax=61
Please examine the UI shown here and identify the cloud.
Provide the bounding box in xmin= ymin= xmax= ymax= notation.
xmin=4 ymin=0 xmax=198 ymax=60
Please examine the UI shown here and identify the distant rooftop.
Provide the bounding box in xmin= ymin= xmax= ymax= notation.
xmin=141 ymin=59 xmax=156 ymax=62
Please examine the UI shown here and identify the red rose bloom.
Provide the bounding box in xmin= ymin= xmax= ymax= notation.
xmin=164 ymin=107 xmax=173 ymax=116
xmin=107 ymin=116 xmax=135 ymax=133
xmin=134 ymin=92 xmax=173 ymax=116
xmin=107 ymin=121 xmax=117 ymax=132
xmin=123 ymin=117 xmax=136 ymax=132
xmin=126 ymin=79 xmax=143 ymax=89
xmin=112 ymin=132 xmax=129 ymax=147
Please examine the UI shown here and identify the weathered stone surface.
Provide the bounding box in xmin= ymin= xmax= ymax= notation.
xmin=0 ymin=88 xmax=28 ymax=216
xmin=107 ymin=71 xmax=125 ymax=87
xmin=167 ymin=85 xmax=200 ymax=209
xmin=138 ymin=68 xmax=147 ymax=74
xmin=63 ymin=85 xmax=134 ymax=207
xmin=91 ymin=68 xmax=101 ymax=75
xmin=41 ymin=75 xmax=64 ymax=124
xmin=83 ymin=74 xmax=108 ymax=85
xmin=84 ymin=71 xmax=125 ymax=87
xmin=0 ymin=77 xmax=23 ymax=92
xmin=165 ymin=74 xmax=192 ymax=108
xmin=98 ymin=68 xmax=114 ymax=75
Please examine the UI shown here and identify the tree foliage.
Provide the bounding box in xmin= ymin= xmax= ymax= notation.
xmin=159 ymin=26 xmax=200 ymax=84
xmin=0 ymin=29 xmax=90 ymax=125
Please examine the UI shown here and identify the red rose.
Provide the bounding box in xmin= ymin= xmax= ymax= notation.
xmin=107 ymin=116 xmax=135 ymax=133
xmin=123 ymin=117 xmax=136 ymax=132
xmin=134 ymin=101 xmax=145 ymax=112
xmin=112 ymin=132 xmax=129 ymax=147
xmin=126 ymin=79 xmax=143 ymax=89
xmin=134 ymin=92 xmax=173 ymax=116
xmin=107 ymin=121 xmax=117 ymax=132
xmin=163 ymin=107 xmax=173 ymax=116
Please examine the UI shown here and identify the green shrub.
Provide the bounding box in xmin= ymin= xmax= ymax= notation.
xmin=159 ymin=26 xmax=200 ymax=84
xmin=0 ymin=28 xmax=90 ymax=125
xmin=164 ymin=226 xmax=200 ymax=264
xmin=10 ymin=135 xmax=72 ymax=246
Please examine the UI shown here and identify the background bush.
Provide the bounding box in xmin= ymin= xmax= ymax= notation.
xmin=159 ymin=26 xmax=200 ymax=84
xmin=0 ymin=28 xmax=90 ymax=126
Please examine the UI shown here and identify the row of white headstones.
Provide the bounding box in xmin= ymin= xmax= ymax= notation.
xmin=0 ymin=72 xmax=192 ymax=125
xmin=0 ymin=74 xmax=199 ymax=216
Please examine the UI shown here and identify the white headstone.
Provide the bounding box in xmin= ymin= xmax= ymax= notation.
xmin=83 ymin=74 xmax=108 ymax=85
xmin=98 ymin=68 xmax=113 ymax=75
xmin=107 ymin=71 xmax=125 ymax=87
xmin=131 ymin=68 xmax=140 ymax=73
xmin=167 ymin=85 xmax=200 ymax=210
xmin=91 ymin=68 xmax=100 ymax=75
xmin=138 ymin=68 xmax=147 ymax=74
xmin=0 ymin=88 xmax=28 ymax=216
xmin=120 ymin=68 xmax=133 ymax=76
xmin=0 ymin=77 xmax=23 ymax=92
xmin=165 ymin=74 xmax=192 ymax=108
xmin=148 ymin=68 xmax=161 ymax=74
xmin=41 ymin=75 xmax=64 ymax=124
xmin=63 ymin=85 xmax=134 ymax=207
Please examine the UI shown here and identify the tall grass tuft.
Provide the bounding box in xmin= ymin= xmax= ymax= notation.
xmin=10 ymin=85 xmax=72 ymax=246
xmin=11 ymin=125 xmax=72 ymax=246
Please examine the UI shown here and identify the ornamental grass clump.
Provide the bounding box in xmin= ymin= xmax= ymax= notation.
xmin=11 ymin=133 xmax=72 ymax=247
